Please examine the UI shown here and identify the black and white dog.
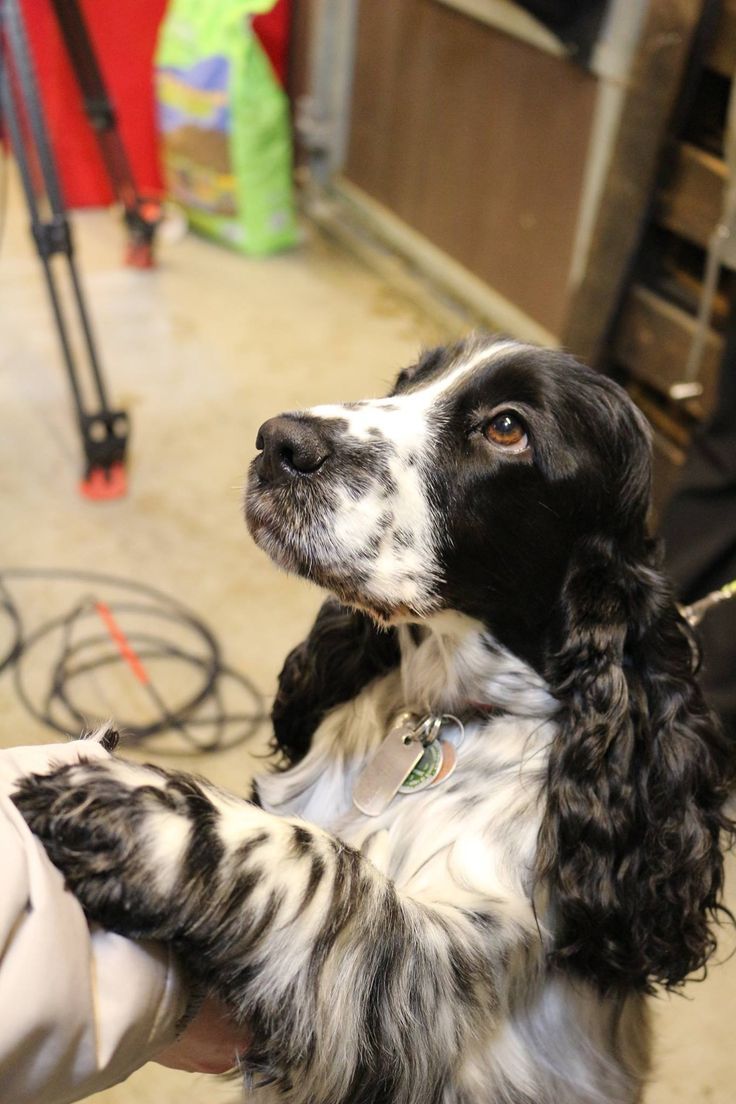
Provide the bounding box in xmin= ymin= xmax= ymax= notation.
xmin=14 ymin=336 xmax=735 ymax=1104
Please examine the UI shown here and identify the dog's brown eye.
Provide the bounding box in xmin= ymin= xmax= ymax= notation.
xmin=484 ymin=411 xmax=528 ymax=450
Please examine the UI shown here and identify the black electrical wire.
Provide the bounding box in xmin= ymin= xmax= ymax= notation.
xmin=0 ymin=568 xmax=268 ymax=756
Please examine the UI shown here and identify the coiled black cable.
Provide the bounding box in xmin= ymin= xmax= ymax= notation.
xmin=0 ymin=568 xmax=267 ymax=755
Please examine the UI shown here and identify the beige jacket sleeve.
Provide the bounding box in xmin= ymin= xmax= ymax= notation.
xmin=0 ymin=742 xmax=187 ymax=1104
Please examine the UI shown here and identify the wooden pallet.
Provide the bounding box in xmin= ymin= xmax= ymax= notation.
xmin=605 ymin=3 xmax=734 ymax=517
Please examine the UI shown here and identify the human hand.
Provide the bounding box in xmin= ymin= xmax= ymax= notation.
xmin=153 ymin=996 xmax=250 ymax=1074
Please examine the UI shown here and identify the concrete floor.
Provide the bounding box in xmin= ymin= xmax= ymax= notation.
xmin=0 ymin=172 xmax=734 ymax=1102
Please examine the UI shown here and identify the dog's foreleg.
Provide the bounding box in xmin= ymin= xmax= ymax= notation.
xmin=14 ymin=757 xmax=534 ymax=1104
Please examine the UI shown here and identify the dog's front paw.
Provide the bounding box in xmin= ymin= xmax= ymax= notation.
xmin=12 ymin=759 xmax=182 ymax=940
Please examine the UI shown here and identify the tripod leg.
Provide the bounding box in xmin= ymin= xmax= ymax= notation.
xmin=49 ymin=0 xmax=160 ymax=266
xmin=1 ymin=0 xmax=129 ymax=495
xmin=1 ymin=64 xmax=87 ymax=421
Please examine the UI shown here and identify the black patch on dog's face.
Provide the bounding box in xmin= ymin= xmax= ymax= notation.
xmin=246 ymin=337 xmax=652 ymax=666
xmin=420 ymin=347 xmax=651 ymax=669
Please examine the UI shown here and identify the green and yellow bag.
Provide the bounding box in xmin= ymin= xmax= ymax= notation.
xmin=156 ymin=0 xmax=297 ymax=255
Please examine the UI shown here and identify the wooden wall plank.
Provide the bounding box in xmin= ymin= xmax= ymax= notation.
xmin=706 ymin=0 xmax=736 ymax=76
xmin=345 ymin=0 xmax=597 ymax=335
xmin=656 ymin=141 xmax=726 ymax=247
xmin=626 ymin=384 xmax=692 ymax=448
xmin=561 ymin=0 xmax=705 ymax=365
xmin=614 ymin=284 xmax=721 ymax=418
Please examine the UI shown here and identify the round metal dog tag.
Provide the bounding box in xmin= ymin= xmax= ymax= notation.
xmin=399 ymin=738 xmax=443 ymax=792
xmin=430 ymin=740 xmax=457 ymax=787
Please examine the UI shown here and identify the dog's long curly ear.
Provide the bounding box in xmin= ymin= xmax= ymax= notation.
xmin=538 ymin=534 xmax=735 ymax=994
xmin=271 ymin=598 xmax=400 ymax=766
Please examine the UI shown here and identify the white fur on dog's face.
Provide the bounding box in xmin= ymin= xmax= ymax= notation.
xmin=245 ymin=338 xmax=522 ymax=620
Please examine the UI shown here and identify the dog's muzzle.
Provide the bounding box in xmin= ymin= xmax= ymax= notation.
xmin=254 ymin=415 xmax=332 ymax=484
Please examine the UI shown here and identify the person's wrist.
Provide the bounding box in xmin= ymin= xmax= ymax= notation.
xmin=152 ymin=994 xmax=250 ymax=1074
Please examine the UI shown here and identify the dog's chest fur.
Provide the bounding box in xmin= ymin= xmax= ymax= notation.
xmin=257 ymin=675 xmax=549 ymax=909
xmin=256 ymin=616 xmax=553 ymax=907
xmin=254 ymin=618 xmax=648 ymax=1104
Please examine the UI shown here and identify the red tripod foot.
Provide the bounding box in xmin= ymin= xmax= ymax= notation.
xmin=125 ymin=240 xmax=155 ymax=269
xmin=80 ymin=461 xmax=128 ymax=500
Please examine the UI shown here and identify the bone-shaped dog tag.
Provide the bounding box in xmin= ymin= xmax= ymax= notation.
xmin=353 ymin=712 xmax=424 ymax=816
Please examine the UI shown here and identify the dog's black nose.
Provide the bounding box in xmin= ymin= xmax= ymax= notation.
xmin=255 ymin=415 xmax=331 ymax=481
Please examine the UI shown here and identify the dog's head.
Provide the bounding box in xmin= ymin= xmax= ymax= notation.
xmin=246 ymin=335 xmax=650 ymax=666
xmin=246 ymin=334 xmax=734 ymax=997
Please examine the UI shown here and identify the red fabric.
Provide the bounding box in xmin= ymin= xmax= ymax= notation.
xmin=20 ymin=0 xmax=291 ymax=208
xmin=253 ymin=1 xmax=291 ymax=86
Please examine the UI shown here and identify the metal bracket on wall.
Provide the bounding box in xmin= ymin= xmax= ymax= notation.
xmin=296 ymin=0 xmax=359 ymax=186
